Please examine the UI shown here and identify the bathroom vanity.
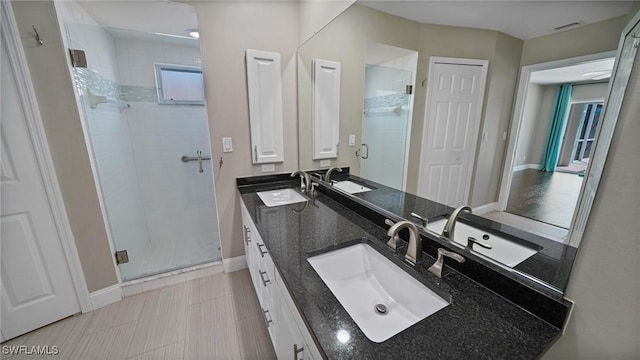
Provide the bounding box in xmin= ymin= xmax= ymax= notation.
xmin=237 ymin=173 xmax=571 ymax=359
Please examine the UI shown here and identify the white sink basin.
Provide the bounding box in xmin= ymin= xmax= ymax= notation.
xmin=257 ymin=188 xmax=308 ymax=207
xmin=308 ymin=243 xmax=449 ymax=343
xmin=427 ymin=219 xmax=539 ymax=267
xmin=333 ymin=180 xmax=372 ymax=194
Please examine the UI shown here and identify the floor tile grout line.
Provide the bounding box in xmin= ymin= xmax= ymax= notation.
xmin=124 ymin=339 xmax=184 ymax=360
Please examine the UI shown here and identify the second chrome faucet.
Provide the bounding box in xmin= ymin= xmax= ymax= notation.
xmin=387 ymin=220 xmax=421 ymax=266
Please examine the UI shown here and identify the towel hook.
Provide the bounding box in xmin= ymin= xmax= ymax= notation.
xmin=32 ymin=25 xmax=44 ymax=46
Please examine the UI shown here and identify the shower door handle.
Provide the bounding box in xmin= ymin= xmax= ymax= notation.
xmin=181 ymin=150 xmax=211 ymax=173
xmin=197 ymin=150 xmax=203 ymax=173
xmin=361 ymin=143 xmax=369 ymax=159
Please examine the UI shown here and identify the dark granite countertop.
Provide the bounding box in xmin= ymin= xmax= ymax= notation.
xmin=238 ymin=178 xmax=564 ymax=359
xmin=329 ymin=173 xmax=578 ymax=292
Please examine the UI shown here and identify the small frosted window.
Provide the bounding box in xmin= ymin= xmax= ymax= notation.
xmin=155 ymin=64 xmax=205 ymax=105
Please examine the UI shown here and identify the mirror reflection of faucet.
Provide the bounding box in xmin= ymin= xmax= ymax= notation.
xmin=442 ymin=205 xmax=472 ymax=240
xmin=467 ymin=236 xmax=492 ymax=250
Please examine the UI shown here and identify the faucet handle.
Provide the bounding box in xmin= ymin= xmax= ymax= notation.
xmin=466 ymin=236 xmax=492 ymax=250
xmin=428 ymin=248 xmax=465 ymax=278
xmin=410 ymin=212 xmax=428 ymax=227
xmin=384 ymin=219 xmax=399 ymax=249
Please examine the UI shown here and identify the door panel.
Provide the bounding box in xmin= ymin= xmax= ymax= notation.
xmin=420 ymin=61 xmax=486 ymax=207
xmin=1 ymin=35 xmax=80 ymax=340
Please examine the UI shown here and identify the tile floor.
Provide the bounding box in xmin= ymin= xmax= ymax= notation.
xmin=1 ymin=270 xmax=276 ymax=360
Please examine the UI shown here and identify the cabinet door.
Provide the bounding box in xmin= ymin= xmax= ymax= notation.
xmin=246 ymin=49 xmax=284 ymax=164
xmin=312 ymin=59 xmax=341 ymax=160
xmin=276 ymin=289 xmax=309 ymax=360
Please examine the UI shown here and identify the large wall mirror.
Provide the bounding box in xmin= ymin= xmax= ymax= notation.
xmin=297 ymin=1 xmax=639 ymax=293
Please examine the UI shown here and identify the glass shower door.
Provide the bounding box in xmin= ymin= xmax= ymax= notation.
xmin=361 ymin=65 xmax=413 ymax=189
xmin=58 ymin=5 xmax=222 ymax=281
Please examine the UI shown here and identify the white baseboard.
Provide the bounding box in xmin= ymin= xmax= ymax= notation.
xmin=472 ymin=202 xmax=498 ymax=215
xmin=223 ymin=255 xmax=247 ymax=273
xmin=513 ymin=163 xmax=539 ymax=172
xmin=89 ymin=284 xmax=122 ymax=311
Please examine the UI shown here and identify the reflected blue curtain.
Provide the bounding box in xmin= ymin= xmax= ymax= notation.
xmin=540 ymin=84 xmax=572 ymax=172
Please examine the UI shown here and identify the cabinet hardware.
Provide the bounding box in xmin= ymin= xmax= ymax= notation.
xmin=244 ymin=225 xmax=251 ymax=244
xmin=257 ymin=243 xmax=268 ymax=257
xmin=293 ymin=344 xmax=304 ymax=359
xmin=262 ymin=308 xmax=273 ymax=327
xmin=259 ymin=269 xmax=270 ymax=286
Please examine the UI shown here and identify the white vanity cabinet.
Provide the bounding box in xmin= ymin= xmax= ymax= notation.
xmin=240 ymin=202 xmax=321 ymax=359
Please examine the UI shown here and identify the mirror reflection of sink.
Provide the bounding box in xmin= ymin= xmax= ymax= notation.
xmin=257 ymin=188 xmax=308 ymax=207
xmin=427 ymin=219 xmax=540 ymax=267
xmin=308 ymin=243 xmax=449 ymax=343
xmin=333 ymin=180 xmax=372 ymax=194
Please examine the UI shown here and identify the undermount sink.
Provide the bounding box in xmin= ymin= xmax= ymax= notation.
xmin=333 ymin=180 xmax=372 ymax=194
xmin=257 ymin=188 xmax=308 ymax=207
xmin=307 ymin=243 xmax=449 ymax=343
xmin=427 ymin=219 xmax=540 ymax=267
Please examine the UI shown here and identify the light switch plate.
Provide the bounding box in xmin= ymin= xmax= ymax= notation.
xmin=320 ymin=160 xmax=331 ymax=167
xmin=348 ymin=134 xmax=356 ymax=146
xmin=222 ymin=137 xmax=233 ymax=153
xmin=261 ymin=164 xmax=275 ymax=172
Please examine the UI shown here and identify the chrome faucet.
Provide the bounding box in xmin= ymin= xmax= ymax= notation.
xmin=428 ymin=248 xmax=465 ymax=278
xmin=291 ymin=171 xmax=312 ymax=193
xmin=387 ymin=220 xmax=421 ymax=265
xmin=442 ymin=205 xmax=472 ymax=240
xmin=324 ymin=167 xmax=342 ymax=182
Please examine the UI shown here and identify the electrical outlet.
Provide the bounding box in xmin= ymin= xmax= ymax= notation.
xmin=320 ymin=160 xmax=330 ymax=167
xmin=261 ymin=164 xmax=275 ymax=172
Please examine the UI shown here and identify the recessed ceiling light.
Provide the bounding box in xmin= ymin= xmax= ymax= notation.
xmin=187 ymin=29 xmax=199 ymax=39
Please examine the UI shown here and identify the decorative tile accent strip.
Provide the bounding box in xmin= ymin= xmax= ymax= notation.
xmin=363 ymin=93 xmax=409 ymax=110
xmin=73 ymin=67 xmax=121 ymax=100
xmin=120 ymin=85 xmax=158 ymax=103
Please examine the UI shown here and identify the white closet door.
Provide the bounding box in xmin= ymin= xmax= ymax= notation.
xmin=312 ymin=59 xmax=341 ymax=160
xmin=1 ymin=29 xmax=80 ymax=340
xmin=418 ymin=58 xmax=488 ymax=207
xmin=246 ymin=49 xmax=284 ymax=164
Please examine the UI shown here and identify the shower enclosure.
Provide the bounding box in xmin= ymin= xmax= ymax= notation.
xmin=56 ymin=1 xmax=222 ymax=281
xmin=361 ymin=64 xmax=413 ymax=190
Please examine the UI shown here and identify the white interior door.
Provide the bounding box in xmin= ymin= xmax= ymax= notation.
xmin=418 ymin=58 xmax=487 ymax=207
xmin=1 ymin=34 xmax=80 ymax=340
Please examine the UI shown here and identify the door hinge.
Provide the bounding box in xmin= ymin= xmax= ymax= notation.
xmin=406 ymin=85 xmax=413 ymax=95
xmin=69 ymin=49 xmax=87 ymax=68
xmin=115 ymin=250 xmax=129 ymax=264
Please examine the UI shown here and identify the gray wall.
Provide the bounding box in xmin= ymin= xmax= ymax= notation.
xmin=194 ymin=1 xmax=300 ymax=259
xmin=11 ymin=1 xmax=118 ymax=292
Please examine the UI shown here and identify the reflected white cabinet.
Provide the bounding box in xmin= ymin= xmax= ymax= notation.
xmin=312 ymin=59 xmax=341 ymax=160
xmin=240 ymin=202 xmax=321 ymax=359
xmin=246 ymin=49 xmax=284 ymax=164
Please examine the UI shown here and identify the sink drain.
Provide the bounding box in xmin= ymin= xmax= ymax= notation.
xmin=374 ymin=303 xmax=388 ymax=315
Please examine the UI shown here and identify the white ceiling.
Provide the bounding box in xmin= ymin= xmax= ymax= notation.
xmin=530 ymin=57 xmax=615 ymax=84
xmin=78 ymin=1 xmax=197 ymax=39
xmin=358 ymin=1 xmax=635 ymax=40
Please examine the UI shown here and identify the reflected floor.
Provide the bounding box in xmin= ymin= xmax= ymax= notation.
xmin=506 ymin=169 xmax=583 ymax=229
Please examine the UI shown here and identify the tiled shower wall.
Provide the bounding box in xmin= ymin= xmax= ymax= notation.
xmin=114 ymin=38 xmax=220 ymax=275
